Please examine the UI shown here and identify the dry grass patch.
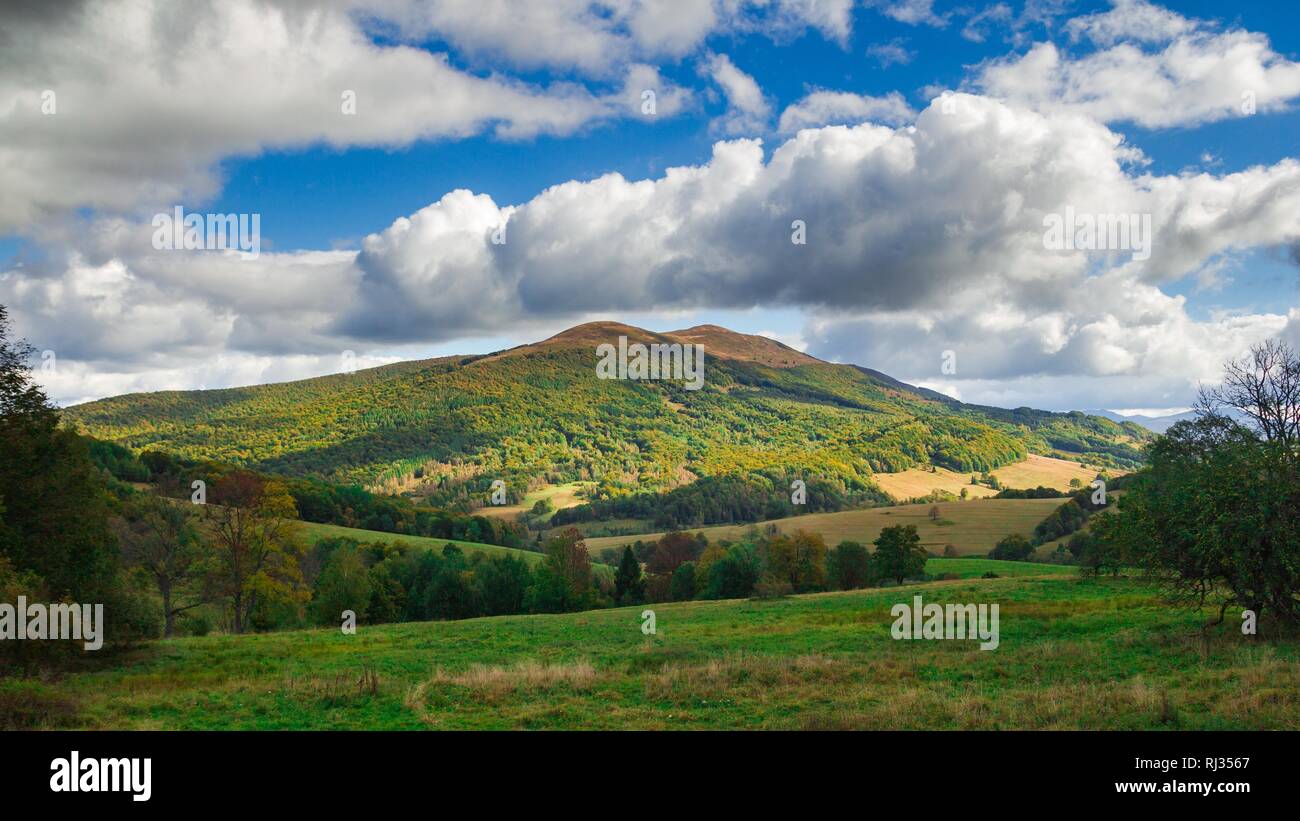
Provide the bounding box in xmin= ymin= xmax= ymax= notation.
xmin=991 ymin=454 xmax=1112 ymax=491
xmin=644 ymin=653 xmax=843 ymax=702
xmin=0 ymin=681 xmax=81 ymax=729
xmin=280 ymin=667 xmax=382 ymax=706
xmin=408 ymin=659 xmax=598 ymax=707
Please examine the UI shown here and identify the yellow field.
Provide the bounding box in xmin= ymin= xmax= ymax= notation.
xmin=479 ymin=481 xmax=593 ymax=520
xmin=870 ymin=466 xmax=999 ymax=501
xmin=582 ymin=497 xmax=1067 ymax=556
xmin=991 ymin=454 xmax=1108 ymax=491
xmin=871 ymin=454 xmax=1105 ymax=502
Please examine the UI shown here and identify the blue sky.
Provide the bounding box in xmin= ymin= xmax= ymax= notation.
xmin=209 ymin=2 xmax=1300 ymax=249
xmin=2 ymin=0 xmax=1298 ymax=413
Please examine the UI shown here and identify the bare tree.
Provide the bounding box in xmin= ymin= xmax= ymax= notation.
xmin=1198 ymin=338 xmax=1300 ymax=453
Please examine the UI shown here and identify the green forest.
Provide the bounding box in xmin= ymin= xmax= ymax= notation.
xmin=64 ymin=340 xmax=1152 ymax=508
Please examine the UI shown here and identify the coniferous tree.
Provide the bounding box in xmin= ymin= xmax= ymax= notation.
xmin=614 ymin=546 xmax=644 ymax=605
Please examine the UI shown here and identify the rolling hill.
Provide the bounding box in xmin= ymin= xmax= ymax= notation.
xmin=64 ymin=322 xmax=1152 ymax=505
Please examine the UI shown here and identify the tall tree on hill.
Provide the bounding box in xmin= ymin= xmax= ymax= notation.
xmin=527 ymin=527 xmax=593 ymax=613
xmin=310 ymin=543 xmax=371 ymax=626
xmin=827 ymin=541 xmax=870 ymax=590
xmin=766 ymin=530 xmax=828 ymax=592
xmin=647 ymin=530 xmax=699 ymax=576
xmin=1098 ymin=340 xmax=1300 ymax=629
xmin=870 ymin=525 xmax=927 ymax=586
xmin=205 ymin=470 xmax=307 ymax=633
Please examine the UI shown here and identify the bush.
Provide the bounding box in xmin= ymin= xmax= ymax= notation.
xmin=827 ymin=541 xmax=870 ymax=590
xmin=752 ymin=576 xmax=793 ymax=599
xmin=704 ymin=544 xmax=763 ymax=600
xmin=989 ymin=533 xmax=1034 ymax=562
xmin=177 ymin=612 xmax=212 ymax=637
xmin=670 ymin=562 xmax=696 ymax=601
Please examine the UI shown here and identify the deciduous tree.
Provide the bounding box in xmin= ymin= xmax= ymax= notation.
xmin=205 ymin=471 xmax=307 ymax=633
xmin=870 ymin=525 xmax=926 ymax=585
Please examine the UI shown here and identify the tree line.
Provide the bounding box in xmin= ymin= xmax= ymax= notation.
xmin=89 ymin=442 xmax=529 ymax=550
xmin=550 ymin=473 xmax=889 ymax=530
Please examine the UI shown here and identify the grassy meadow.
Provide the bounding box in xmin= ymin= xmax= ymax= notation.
xmin=477 ymin=481 xmax=592 ymax=522
xmin=582 ymin=498 xmax=1066 ymax=556
xmin=8 ymin=566 xmax=1296 ymax=731
xmin=299 ymin=520 xmax=544 ymax=564
xmin=871 ymin=466 xmax=1001 ymax=500
xmin=298 ymin=520 xmax=616 ymax=582
xmin=990 ymin=454 xmax=1111 ymax=491
xmin=871 ymin=454 xmax=1110 ymax=502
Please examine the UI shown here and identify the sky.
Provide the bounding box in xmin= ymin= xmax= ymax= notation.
xmin=1 ymin=0 xmax=1299 ymax=413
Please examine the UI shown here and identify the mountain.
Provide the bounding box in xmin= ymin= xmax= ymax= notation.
xmin=1086 ymin=408 xmax=1198 ymax=434
xmin=64 ymin=322 xmax=1153 ymax=501
xmin=488 ymin=321 xmax=821 ymax=368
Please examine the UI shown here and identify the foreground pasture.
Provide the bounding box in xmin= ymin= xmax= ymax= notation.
xmin=6 ymin=565 xmax=1296 ymax=731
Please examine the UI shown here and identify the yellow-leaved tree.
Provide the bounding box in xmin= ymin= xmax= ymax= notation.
xmin=203 ymin=470 xmax=307 ymax=633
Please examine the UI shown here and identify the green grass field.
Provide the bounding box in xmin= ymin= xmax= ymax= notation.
xmin=10 ymin=565 xmax=1297 ymax=730
xmin=478 ymin=481 xmax=593 ymax=522
xmin=925 ymin=557 xmax=1073 ymax=578
xmin=582 ymin=498 xmax=1066 ymax=556
xmin=299 ymin=521 xmax=545 ymax=564
xmin=297 ymin=521 xmax=616 ymax=583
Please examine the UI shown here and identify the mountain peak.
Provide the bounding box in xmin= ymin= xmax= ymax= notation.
xmin=538 ymin=321 xmax=670 ymax=346
xmin=512 ymin=320 xmax=821 ymax=368
xmin=665 ymin=324 xmax=821 ymax=368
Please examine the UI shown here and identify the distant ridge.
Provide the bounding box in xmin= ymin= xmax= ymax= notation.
xmin=1085 ymin=408 xmax=1198 ymax=434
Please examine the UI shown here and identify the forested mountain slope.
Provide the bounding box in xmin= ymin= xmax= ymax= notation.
xmin=65 ymin=322 xmax=1151 ymax=503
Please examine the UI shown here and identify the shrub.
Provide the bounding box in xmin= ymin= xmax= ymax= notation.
xmin=670 ymin=562 xmax=696 ymax=601
xmin=705 ymin=544 xmax=763 ymax=600
xmin=752 ymin=576 xmax=793 ymax=599
xmin=989 ymin=533 xmax=1034 ymax=562
xmin=827 ymin=541 xmax=870 ymax=590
